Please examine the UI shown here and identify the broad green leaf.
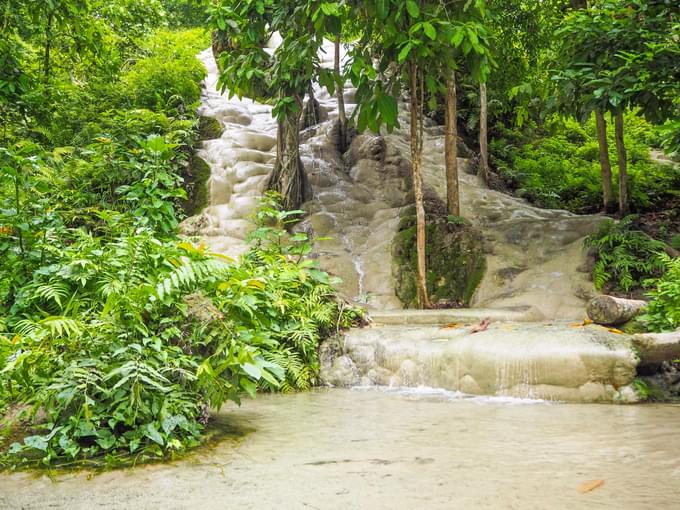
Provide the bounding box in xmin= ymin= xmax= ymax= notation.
xmin=406 ymin=0 xmax=420 ymax=18
xmin=423 ymin=22 xmax=436 ymax=41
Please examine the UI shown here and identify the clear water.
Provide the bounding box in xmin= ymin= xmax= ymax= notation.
xmin=2 ymin=389 xmax=679 ymax=509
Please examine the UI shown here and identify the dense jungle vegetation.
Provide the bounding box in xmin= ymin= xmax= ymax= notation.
xmin=1 ymin=0 xmax=678 ymax=467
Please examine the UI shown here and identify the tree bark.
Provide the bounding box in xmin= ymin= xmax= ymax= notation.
xmin=595 ymin=111 xmax=615 ymax=212
xmin=586 ymin=295 xmax=647 ymax=325
xmin=633 ymin=330 xmax=680 ymax=366
xmin=445 ymin=73 xmax=459 ymax=216
xmin=267 ymin=107 xmax=306 ymax=211
xmin=409 ymin=61 xmax=431 ymax=309
xmin=302 ymin=84 xmax=321 ymax=129
xmin=479 ymin=81 xmax=490 ymax=185
xmin=614 ymin=111 xmax=629 ymax=216
xmin=335 ymin=34 xmax=348 ymax=153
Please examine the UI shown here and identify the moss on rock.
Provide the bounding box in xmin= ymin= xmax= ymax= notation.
xmin=181 ymin=155 xmax=211 ymax=216
xmin=198 ymin=116 xmax=223 ymax=141
xmin=392 ymin=189 xmax=486 ymax=308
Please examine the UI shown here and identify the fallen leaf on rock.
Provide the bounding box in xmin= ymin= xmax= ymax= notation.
xmin=569 ymin=319 xmax=594 ymax=328
xmin=441 ymin=322 xmax=462 ymax=329
xmin=607 ymin=328 xmax=624 ymax=334
xmin=577 ymin=479 xmax=604 ymax=494
xmin=471 ymin=318 xmax=490 ymax=334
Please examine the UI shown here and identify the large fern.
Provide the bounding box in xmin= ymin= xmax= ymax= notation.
xmin=584 ymin=216 xmax=668 ymax=292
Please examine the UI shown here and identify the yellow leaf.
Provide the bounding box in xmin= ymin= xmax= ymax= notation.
xmin=247 ymin=279 xmax=266 ymax=290
xmin=577 ymin=479 xmax=604 ymax=494
xmin=608 ymin=328 xmax=623 ymax=334
xmin=211 ymin=252 xmax=235 ymax=263
xmin=11 ymin=335 xmax=20 ymax=345
xmin=441 ymin=322 xmax=461 ymax=329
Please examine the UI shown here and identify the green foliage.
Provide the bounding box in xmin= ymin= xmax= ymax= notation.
xmin=119 ymin=30 xmax=208 ymax=112
xmin=552 ymin=1 xmax=678 ymax=123
xmin=0 ymin=195 xmax=360 ymax=468
xmin=490 ymin=113 xmax=680 ymax=213
xmin=584 ymin=216 xmax=667 ymax=293
xmin=162 ymin=0 xmax=209 ymax=28
xmin=639 ymin=254 xmax=680 ymax=333
xmin=0 ymin=13 xmax=360 ymax=469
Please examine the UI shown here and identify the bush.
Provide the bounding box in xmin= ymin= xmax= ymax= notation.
xmin=640 ymin=255 xmax=680 ymax=332
xmin=490 ymin=112 xmax=680 ymax=214
xmin=0 ymin=196 xmax=360 ymax=468
xmin=584 ymin=216 xmax=667 ymax=293
xmin=121 ymin=58 xmax=205 ymax=112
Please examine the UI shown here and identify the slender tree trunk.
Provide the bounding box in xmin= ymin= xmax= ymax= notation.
xmin=267 ymin=105 xmax=306 ymax=211
xmin=445 ymin=72 xmax=459 ymax=216
xmin=479 ymin=81 xmax=489 ymax=185
xmin=614 ymin=111 xmax=628 ymax=216
xmin=409 ymin=61 xmax=431 ymax=309
xmin=44 ymin=12 xmax=54 ymax=86
xmin=335 ymin=34 xmax=348 ymax=153
xmin=595 ymin=111 xmax=615 ymax=212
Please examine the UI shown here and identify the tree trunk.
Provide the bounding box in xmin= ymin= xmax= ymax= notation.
xmin=479 ymin=81 xmax=490 ymax=185
xmin=614 ymin=112 xmax=628 ymax=216
xmin=595 ymin=111 xmax=615 ymax=212
xmin=302 ymin=84 xmax=321 ymax=130
xmin=335 ymin=35 xmax=348 ymax=153
xmin=409 ymin=62 xmax=431 ymax=309
xmin=445 ymin=73 xmax=459 ymax=216
xmin=44 ymin=12 xmax=54 ymax=86
xmin=633 ymin=330 xmax=680 ymax=366
xmin=586 ymin=295 xmax=647 ymax=325
xmin=267 ymin=107 xmax=306 ymax=211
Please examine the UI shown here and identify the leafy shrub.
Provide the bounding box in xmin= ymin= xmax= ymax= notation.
xmin=0 ymin=196 xmax=360 ymax=468
xmin=490 ymin=112 xmax=680 ymax=214
xmin=120 ymin=29 xmax=208 ymax=113
xmin=639 ymin=254 xmax=680 ymax=332
xmin=121 ymin=58 xmax=205 ymax=112
xmin=584 ymin=216 xmax=667 ymax=292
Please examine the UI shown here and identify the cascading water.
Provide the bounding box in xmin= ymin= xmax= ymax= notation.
xmin=183 ymin=46 xmax=646 ymax=402
xmin=180 ymin=48 xmax=277 ymax=257
xmin=185 ymin=46 xmax=605 ymax=318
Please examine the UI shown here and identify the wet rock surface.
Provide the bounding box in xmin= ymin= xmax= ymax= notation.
xmin=322 ymin=321 xmax=641 ymax=403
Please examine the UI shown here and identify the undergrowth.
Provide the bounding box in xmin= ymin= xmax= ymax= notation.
xmin=584 ymin=216 xmax=667 ymax=293
xmin=490 ymin=113 xmax=680 ymax=214
xmin=639 ymin=255 xmax=680 ymax=333
xmin=0 ymin=21 xmax=361 ymax=470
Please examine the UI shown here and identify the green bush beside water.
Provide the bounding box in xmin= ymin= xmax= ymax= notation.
xmin=0 ymin=27 xmax=358 ymax=468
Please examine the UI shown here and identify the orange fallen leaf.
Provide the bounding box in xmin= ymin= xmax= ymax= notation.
xmin=608 ymin=328 xmax=624 ymax=334
xmin=441 ymin=322 xmax=462 ymax=329
xmin=577 ymin=479 xmax=604 ymax=494
xmin=570 ymin=319 xmax=594 ymax=328
xmin=471 ymin=318 xmax=490 ymax=334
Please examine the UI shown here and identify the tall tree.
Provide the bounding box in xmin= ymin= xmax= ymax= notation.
xmin=334 ymin=34 xmax=349 ymax=152
xmin=208 ymin=0 xmax=342 ymax=210
xmin=348 ymin=1 xmax=492 ymax=307
xmin=554 ymin=0 xmax=678 ymax=215
xmin=441 ymin=7 xmax=492 ymax=214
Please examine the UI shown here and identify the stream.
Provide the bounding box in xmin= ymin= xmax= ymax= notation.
xmin=2 ymin=389 xmax=679 ymax=509
xmin=2 ymin=47 xmax=676 ymax=508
